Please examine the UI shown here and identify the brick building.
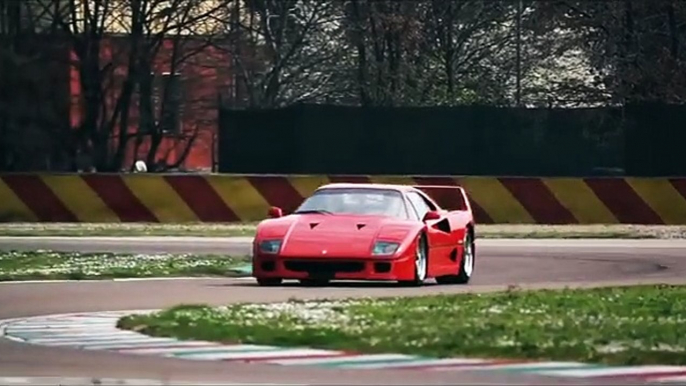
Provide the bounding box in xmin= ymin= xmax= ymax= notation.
xmin=2 ymin=1 xmax=254 ymax=172
xmin=68 ymin=35 xmax=234 ymax=172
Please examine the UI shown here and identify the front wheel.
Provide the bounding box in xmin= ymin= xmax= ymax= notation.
xmin=436 ymin=230 xmax=475 ymax=285
xmin=398 ymin=234 xmax=428 ymax=287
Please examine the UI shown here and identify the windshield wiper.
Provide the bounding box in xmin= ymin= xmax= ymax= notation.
xmin=293 ymin=209 xmax=334 ymax=215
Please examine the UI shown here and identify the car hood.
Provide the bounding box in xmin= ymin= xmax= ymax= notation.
xmin=257 ymin=213 xmax=418 ymax=258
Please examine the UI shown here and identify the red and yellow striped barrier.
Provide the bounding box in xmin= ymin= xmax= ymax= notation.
xmin=1 ymin=174 xmax=686 ymax=224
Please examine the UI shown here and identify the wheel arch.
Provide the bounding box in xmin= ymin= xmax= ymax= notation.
xmin=417 ymin=229 xmax=430 ymax=265
xmin=466 ymin=222 xmax=475 ymax=241
xmin=418 ymin=229 xmax=431 ymax=279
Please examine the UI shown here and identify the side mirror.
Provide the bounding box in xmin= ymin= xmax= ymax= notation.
xmin=423 ymin=210 xmax=441 ymax=221
xmin=267 ymin=206 xmax=283 ymax=219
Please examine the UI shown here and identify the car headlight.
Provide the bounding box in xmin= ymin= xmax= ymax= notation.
xmin=372 ymin=241 xmax=400 ymax=256
xmin=259 ymin=239 xmax=282 ymax=254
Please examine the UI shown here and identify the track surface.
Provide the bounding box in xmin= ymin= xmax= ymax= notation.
xmin=1 ymin=237 xmax=686 ymax=384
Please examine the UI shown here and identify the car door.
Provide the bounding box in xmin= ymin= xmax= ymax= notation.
xmin=405 ymin=191 xmax=453 ymax=271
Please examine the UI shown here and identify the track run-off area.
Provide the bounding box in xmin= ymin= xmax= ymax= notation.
xmin=1 ymin=237 xmax=686 ymax=385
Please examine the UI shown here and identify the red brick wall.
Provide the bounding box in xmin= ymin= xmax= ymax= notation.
xmin=70 ymin=35 xmax=232 ymax=171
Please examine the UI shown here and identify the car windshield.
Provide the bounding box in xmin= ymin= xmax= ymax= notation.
xmin=294 ymin=188 xmax=408 ymax=218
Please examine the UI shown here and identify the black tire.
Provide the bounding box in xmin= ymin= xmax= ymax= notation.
xmin=436 ymin=229 xmax=475 ymax=285
xmin=256 ymin=277 xmax=283 ymax=286
xmin=398 ymin=233 xmax=429 ymax=287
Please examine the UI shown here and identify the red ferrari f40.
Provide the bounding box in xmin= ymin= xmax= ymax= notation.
xmin=251 ymin=183 xmax=476 ymax=286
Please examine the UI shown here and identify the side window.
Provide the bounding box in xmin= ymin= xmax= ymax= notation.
xmin=404 ymin=195 xmax=420 ymax=221
xmin=415 ymin=191 xmax=438 ymax=211
xmin=406 ymin=192 xmax=431 ymax=221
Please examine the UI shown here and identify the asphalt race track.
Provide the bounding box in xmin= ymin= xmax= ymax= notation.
xmin=1 ymin=237 xmax=686 ymax=385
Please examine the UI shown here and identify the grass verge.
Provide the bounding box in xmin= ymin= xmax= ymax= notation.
xmin=0 ymin=223 xmax=258 ymax=238
xmin=0 ymin=250 xmax=251 ymax=281
xmin=118 ymin=285 xmax=686 ymax=366
xmin=2 ymin=223 xmax=686 ymax=239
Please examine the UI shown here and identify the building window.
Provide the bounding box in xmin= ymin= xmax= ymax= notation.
xmin=157 ymin=72 xmax=183 ymax=134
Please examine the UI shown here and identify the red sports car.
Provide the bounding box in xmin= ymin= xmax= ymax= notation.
xmin=251 ymin=183 xmax=476 ymax=286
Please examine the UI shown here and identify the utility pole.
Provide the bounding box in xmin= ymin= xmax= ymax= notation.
xmin=515 ymin=0 xmax=523 ymax=107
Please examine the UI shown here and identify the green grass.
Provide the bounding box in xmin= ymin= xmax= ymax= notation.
xmin=0 ymin=250 xmax=251 ymax=281
xmin=0 ymin=223 xmax=258 ymax=237
xmin=2 ymin=223 xmax=686 ymax=239
xmin=118 ymin=285 xmax=686 ymax=366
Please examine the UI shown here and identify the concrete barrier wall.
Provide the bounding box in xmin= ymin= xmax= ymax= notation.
xmin=1 ymin=174 xmax=685 ymax=224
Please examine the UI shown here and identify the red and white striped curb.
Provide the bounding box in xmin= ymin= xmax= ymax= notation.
xmin=1 ymin=311 xmax=685 ymax=384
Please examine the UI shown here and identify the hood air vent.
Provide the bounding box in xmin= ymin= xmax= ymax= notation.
xmin=309 ymin=222 xmax=319 ymax=229
xmin=356 ymin=223 xmax=366 ymax=230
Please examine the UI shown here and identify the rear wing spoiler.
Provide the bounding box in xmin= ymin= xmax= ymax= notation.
xmin=413 ymin=185 xmax=471 ymax=212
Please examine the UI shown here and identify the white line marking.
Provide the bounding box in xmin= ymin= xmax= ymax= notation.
xmin=267 ymin=353 xmax=416 ymax=366
xmin=9 ymin=330 xmax=128 ymax=337
xmin=6 ymin=327 xmax=116 ymax=334
xmin=1 ymin=310 xmax=158 ymax=323
xmin=0 ymin=236 xmax=255 ymax=243
xmin=535 ymin=366 xmax=686 ymax=377
xmin=86 ymin=340 xmax=220 ymax=350
xmin=21 ymin=332 xmax=143 ymax=341
xmin=654 ymin=375 xmax=686 ymax=383
xmin=0 ymin=277 xmax=253 ymax=285
xmin=482 ymin=239 xmax=686 ymax=248
xmin=16 ymin=317 xmax=118 ymax=322
xmin=112 ymin=276 xmax=252 ymax=282
xmin=430 ymin=361 xmax=593 ymax=372
xmin=36 ymin=337 xmax=177 ymax=347
xmin=338 ymin=358 xmax=493 ymax=369
xmin=8 ymin=324 xmax=116 ymax=330
xmin=9 ymin=321 xmax=116 ymax=327
xmin=121 ymin=344 xmax=279 ymax=355
xmin=26 ymin=333 xmax=154 ymax=344
xmin=0 ymin=377 xmax=294 ymax=386
xmin=173 ymin=348 xmax=344 ymax=361
xmin=3 ymin=335 xmax=24 ymax=343
xmin=13 ymin=323 xmax=120 ymax=328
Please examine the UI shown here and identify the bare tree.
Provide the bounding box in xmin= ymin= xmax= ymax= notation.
xmin=528 ymin=0 xmax=686 ymax=105
xmin=0 ymin=0 xmax=73 ymax=171
xmin=122 ymin=0 xmax=227 ymax=171
xmin=32 ymin=0 xmax=225 ymax=171
xmin=341 ymin=0 xmax=520 ymax=107
xmin=422 ymin=0 xmax=515 ymax=105
xmin=343 ymin=0 xmax=427 ymax=106
xmin=220 ymin=0 xmax=347 ymax=108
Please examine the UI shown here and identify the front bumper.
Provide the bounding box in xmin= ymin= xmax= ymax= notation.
xmin=252 ymin=253 xmax=416 ymax=281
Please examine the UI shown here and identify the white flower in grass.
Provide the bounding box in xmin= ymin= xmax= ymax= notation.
xmin=485 ymin=305 xmax=505 ymax=314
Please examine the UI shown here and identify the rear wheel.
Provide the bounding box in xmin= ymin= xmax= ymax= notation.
xmin=436 ymin=229 xmax=475 ymax=285
xmin=256 ymin=277 xmax=283 ymax=286
xmin=398 ymin=234 xmax=428 ymax=287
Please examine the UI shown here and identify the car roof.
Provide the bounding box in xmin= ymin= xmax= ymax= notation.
xmin=316 ymin=183 xmax=419 ymax=193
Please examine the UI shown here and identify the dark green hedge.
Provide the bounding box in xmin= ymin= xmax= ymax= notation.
xmin=218 ymin=103 xmax=684 ymax=177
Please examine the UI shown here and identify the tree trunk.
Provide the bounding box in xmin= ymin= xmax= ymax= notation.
xmin=667 ymin=1 xmax=679 ymax=60
xmin=350 ymin=0 xmax=370 ymax=106
xmin=79 ymin=38 xmax=106 ymax=170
